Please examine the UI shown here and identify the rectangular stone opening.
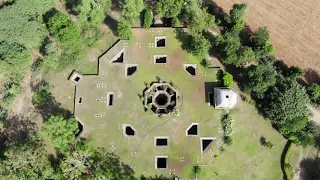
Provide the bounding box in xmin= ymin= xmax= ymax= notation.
xmin=74 ymin=76 xmax=80 ymax=82
xmin=155 ymin=137 xmax=169 ymax=148
xmin=201 ymin=137 xmax=216 ymax=154
xmin=186 ymin=123 xmax=199 ymax=136
xmin=184 ymin=64 xmax=197 ymax=76
xmin=154 ymin=55 xmax=167 ymax=64
xmin=155 ymin=37 xmax=166 ymax=48
xmin=155 ymin=156 xmax=168 ymax=170
xmin=125 ymin=64 xmax=138 ymax=77
xmin=110 ymin=49 xmax=125 ymax=63
xmin=107 ymin=92 xmax=114 ymax=107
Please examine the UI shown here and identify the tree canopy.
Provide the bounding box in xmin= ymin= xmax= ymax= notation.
xmin=243 ymin=57 xmax=277 ymax=97
xmin=263 ymin=78 xmax=310 ymax=128
xmin=121 ymin=0 xmax=144 ymax=23
xmin=117 ymin=21 xmax=132 ymax=39
xmin=0 ymin=146 xmax=56 ymax=179
xmin=75 ymin=0 xmax=111 ymax=27
xmin=156 ymin=0 xmax=184 ymax=18
xmin=47 ymin=12 xmax=81 ymax=49
xmin=0 ymin=0 xmax=55 ymax=48
xmin=249 ymin=27 xmax=275 ymax=57
xmin=143 ymin=6 xmax=153 ymax=29
xmin=41 ymin=115 xmax=79 ymax=151
xmin=307 ymin=83 xmax=320 ymax=105
xmin=0 ymin=41 xmax=30 ymax=76
xmin=229 ymin=3 xmax=247 ymax=31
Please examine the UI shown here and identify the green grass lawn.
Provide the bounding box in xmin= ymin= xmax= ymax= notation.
xmin=44 ymin=27 xmax=285 ymax=179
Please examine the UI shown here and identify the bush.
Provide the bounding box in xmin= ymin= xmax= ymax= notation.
xmin=143 ymin=6 xmax=153 ymax=29
xmin=307 ymin=83 xmax=320 ymax=105
xmin=47 ymin=12 xmax=81 ymax=49
xmin=121 ymin=0 xmax=144 ymax=22
xmin=41 ymin=115 xmax=79 ymax=151
xmin=1 ymin=77 xmax=22 ymax=107
xmin=189 ymin=34 xmax=211 ymax=58
xmin=221 ymin=114 xmax=234 ymax=136
xmin=265 ymin=141 xmax=274 ymax=149
xmin=117 ymin=21 xmax=132 ymax=40
xmin=222 ymin=72 xmax=233 ymax=87
xmin=224 ymin=136 xmax=233 ymax=145
xmin=171 ymin=17 xmax=180 ymax=27
xmin=33 ymin=84 xmax=51 ymax=105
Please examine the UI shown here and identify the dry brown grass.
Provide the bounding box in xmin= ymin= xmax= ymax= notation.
xmin=213 ymin=0 xmax=320 ymax=83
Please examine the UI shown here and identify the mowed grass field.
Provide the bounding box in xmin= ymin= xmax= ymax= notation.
xmin=213 ymin=0 xmax=320 ymax=82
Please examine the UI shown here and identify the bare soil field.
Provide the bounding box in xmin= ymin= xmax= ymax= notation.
xmin=213 ymin=0 xmax=320 ymax=83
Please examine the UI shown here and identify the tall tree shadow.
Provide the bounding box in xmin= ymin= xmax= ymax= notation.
xmin=31 ymin=81 xmax=71 ymax=121
xmin=300 ymin=154 xmax=320 ymax=180
xmin=104 ymin=15 xmax=119 ymax=36
xmin=0 ymin=113 xmax=38 ymax=155
xmin=304 ymin=68 xmax=320 ymax=84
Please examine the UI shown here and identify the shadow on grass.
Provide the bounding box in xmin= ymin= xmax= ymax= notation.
xmin=299 ymin=154 xmax=320 ymax=180
xmin=0 ymin=113 xmax=38 ymax=157
xmin=31 ymin=80 xmax=72 ymax=121
xmin=104 ymin=15 xmax=119 ymax=36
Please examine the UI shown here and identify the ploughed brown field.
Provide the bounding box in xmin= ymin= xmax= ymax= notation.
xmin=213 ymin=0 xmax=320 ymax=83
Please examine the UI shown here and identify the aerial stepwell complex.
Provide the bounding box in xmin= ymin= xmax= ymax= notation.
xmin=69 ymin=28 xmax=238 ymax=177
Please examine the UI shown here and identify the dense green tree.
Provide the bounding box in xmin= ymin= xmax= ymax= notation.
xmin=156 ymin=0 xmax=184 ymax=18
xmin=0 ymin=0 xmax=54 ymax=48
xmin=263 ymin=78 xmax=310 ymax=125
xmin=2 ymin=77 xmax=22 ymax=107
xmin=229 ymin=3 xmax=247 ymax=31
xmin=222 ymin=72 xmax=233 ymax=87
xmin=61 ymin=145 xmax=94 ymax=179
xmin=117 ymin=21 xmax=132 ymax=39
xmin=47 ymin=12 xmax=81 ymax=48
xmin=143 ymin=6 xmax=153 ymax=29
xmin=121 ymin=0 xmax=144 ymax=23
xmin=249 ymin=27 xmax=275 ymax=57
xmin=243 ymin=57 xmax=277 ymax=97
xmin=236 ymin=46 xmax=256 ymax=66
xmin=215 ymin=32 xmax=256 ymax=67
xmin=307 ymin=83 xmax=320 ymax=105
xmin=284 ymin=66 xmax=304 ymax=78
xmin=75 ymin=0 xmax=111 ymax=27
xmin=0 ymin=41 xmax=30 ymax=76
xmin=0 ymin=145 xmax=56 ymax=179
xmin=182 ymin=0 xmax=215 ymax=34
xmin=33 ymin=84 xmax=51 ymax=105
xmin=42 ymin=115 xmax=79 ymax=151
xmin=188 ymin=34 xmax=211 ymax=58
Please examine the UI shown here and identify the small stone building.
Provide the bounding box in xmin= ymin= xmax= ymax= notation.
xmin=214 ymin=88 xmax=238 ymax=109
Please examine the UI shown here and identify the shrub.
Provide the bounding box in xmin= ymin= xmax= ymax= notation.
xmin=1 ymin=78 xmax=22 ymax=107
xmin=47 ymin=12 xmax=81 ymax=49
xmin=222 ymin=72 xmax=233 ymax=87
xmin=224 ymin=136 xmax=233 ymax=145
xmin=221 ymin=114 xmax=234 ymax=136
xmin=307 ymin=83 xmax=320 ymax=105
xmin=189 ymin=34 xmax=211 ymax=58
xmin=143 ymin=6 xmax=153 ymax=29
xmin=265 ymin=141 xmax=274 ymax=149
xmin=171 ymin=17 xmax=180 ymax=27
xmin=41 ymin=115 xmax=79 ymax=151
xmin=121 ymin=0 xmax=144 ymax=22
xmin=33 ymin=84 xmax=51 ymax=105
xmin=117 ymin=21 xmax=132 ymax=40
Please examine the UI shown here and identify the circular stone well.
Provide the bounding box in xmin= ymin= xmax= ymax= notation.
xmin=144 ymin=83 xmax=178 ymax=115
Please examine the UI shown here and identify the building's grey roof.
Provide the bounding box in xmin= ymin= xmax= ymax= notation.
xmin=214 ymin=88 xmax=238 ymax=109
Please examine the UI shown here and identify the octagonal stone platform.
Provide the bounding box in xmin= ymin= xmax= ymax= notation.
xmin=144 ymin=83 xmax=178 ymax=115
